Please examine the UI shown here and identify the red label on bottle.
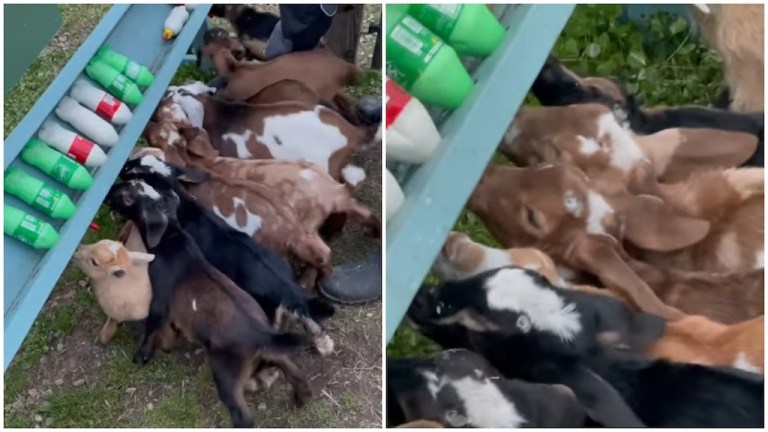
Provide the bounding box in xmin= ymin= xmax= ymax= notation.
xmin=386 ymin=79 xmax=413 ymax=128
xmin=96 ymin=94 xmax=122 ymax=120
xmin=67 ymin=135 xmax=95 ymax=164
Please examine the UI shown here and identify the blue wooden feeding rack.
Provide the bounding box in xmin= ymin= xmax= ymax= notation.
xmin=4 ymin=4 xmax=212 ymax=371
xmin=385 ymin=4 xmax=575 ymax=343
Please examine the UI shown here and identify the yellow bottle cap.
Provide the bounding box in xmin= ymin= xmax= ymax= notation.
xmin=162 ymin=28 xmax=173 ymax=40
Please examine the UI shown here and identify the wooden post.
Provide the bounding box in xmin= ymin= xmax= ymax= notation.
xmin=325 ymin=4 xmax=364 ymax=64
xmin=371 ymin=15 xmax=382 ymax=69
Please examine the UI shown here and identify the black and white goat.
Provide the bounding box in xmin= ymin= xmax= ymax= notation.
xmin=119 ymin=155 xmax=336 ymax=355
xmin=387 ymin=348 xmax=591 ymax=428
xmin=105 ymin=179 xmax=312 ymax=427
xmin=407 ymin=267 xmax=764 ymax=427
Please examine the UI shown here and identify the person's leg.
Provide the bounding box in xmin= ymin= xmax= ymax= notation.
xmin=264 ymin=21 xmax=294 ymax=60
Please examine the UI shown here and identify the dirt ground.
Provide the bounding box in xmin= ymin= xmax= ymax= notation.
xmin=4 ymin=4 xmax=382 ymax=428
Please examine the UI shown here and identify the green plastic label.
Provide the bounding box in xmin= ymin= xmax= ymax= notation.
xmin=108 ymin=74 xmax=130 ymax=97
xmin=32 ymin=185 xmax=62 ymax=213
xmin=124 ymin=61 xmax=141 ymax=81
xmin=386 ymin=15 xmax=444 ymax=88
xmin=411 ymin=4 xmax=463 ymax=37
xmin=50 ymin=156 xmax=77 ymax=184
xmin=13 ymin=214 xmax=44 ymax=245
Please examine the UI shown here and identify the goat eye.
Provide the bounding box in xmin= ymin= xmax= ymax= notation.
xmin=525 ymin=207 xmax=540 ymax=229
xmin=517 ymin=315 xmax=532 ymax=333
xmin=91 ymin=258 xmax=99 ymax=267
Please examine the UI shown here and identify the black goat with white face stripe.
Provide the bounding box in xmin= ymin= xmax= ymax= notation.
xmin=407 ymin=267 xmax=764 ymax=427
xmin=387 ymin=349 xmax=589 ymax=428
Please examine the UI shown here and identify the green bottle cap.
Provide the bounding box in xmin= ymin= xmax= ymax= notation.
xmin=386 ymin=9 xmax=473 ymax=109
xmin=85 ymin=60 xmax=144 ymax=106
xmin=21 ymin=139 xmax=93 ymax=190
xmin=409 ymin=4 xmax=505 ymax=57
xmin=96 ymin=45 xmax=155 ymax=88
xmin=5 ymin=167 xmax=77 ymax=219
xmin=4 ymin=204 xmax=60 ymax=249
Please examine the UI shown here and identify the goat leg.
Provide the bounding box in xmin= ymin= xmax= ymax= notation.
xmin=262 ymin=353 xmax=313 ymax=407
xmin=298 ymin=267 xmax=319 ymax=290
xmin=300 ymin=316 xmax=334 ymax=356
xmin=99 ymin=318 xmax=118 ymax=345
xmin=210 ymin=352 xmax=254 ymax=428
xmin=133 ymin=302 xmax=170 ymax=365
xmin=344 ymin=201 xmax=381 ymax=238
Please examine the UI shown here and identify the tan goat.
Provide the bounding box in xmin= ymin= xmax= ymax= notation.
xmin=501 ymin=104 xmax=758 ymax=195
xmin=690 ymin=4 xmax=764 ymax=112
xmin=136 ymin=126 xmax=380 ymax=288
xmin=432 ymin=233 xmax=764 ymax=371
xmin=72 ymin=239 xmax=155 ymax=344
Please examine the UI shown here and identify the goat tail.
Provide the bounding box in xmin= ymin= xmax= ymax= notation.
xmin=307 ymin=298 xmax=335 ymax=321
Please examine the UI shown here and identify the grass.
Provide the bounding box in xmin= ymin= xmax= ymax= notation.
xmin=386 ymin=5 xmax=727 ymax=357
xmin=5 ymin=4 xmax=382 ymax=428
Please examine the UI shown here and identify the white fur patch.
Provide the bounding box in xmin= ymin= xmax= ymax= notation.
xmin=140 ymin=156 xmax=172 ymax=176
xmin=134 ymin=181 xmax=161 ymax=200
xmin=106 ymin=240 xmax=122 ymax=257
xmin=341 ymin=165 xmax=366 ymax=186
xmin=373 ymin=123 xmax=382 ymax=143
xmin=222 ymin=129 xmax=254 ymax=158
xmin=577 ymin=135 xmax=600 ymax=155
xmin=596 ymin=112 xmax=646 ymax=173
xmin=314 ymin=334 xmax=334 ymax=356
xmin=211 ymin=197 xmax=262 ymax=236
xmin=192 ymin=299 xmax=198 ymax=312
xmin=452 ymin=376 xmax=526 ymax=428
xmin=484 ymin=268 xmax=582 ymax=341
xmin=755 ymin=250 xmax=764 ymax=269
xmin=255 ymin=107 xmax=347 ymax=173
xmin=586 ymin=191 xmax=613 ymax=235
xmin=563 ymin=190 xmax=583 ymax=217
xmin=733 ymin=352 xmax=761 ymax=373
xmin=300 ymin=169 xmax=316 ymax=181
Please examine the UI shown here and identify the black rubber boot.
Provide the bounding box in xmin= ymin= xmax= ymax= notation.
xmin=317 ymin=249 xmax=382 ymax=304
xmin=356 ymin=95 xmax=382 ymax=127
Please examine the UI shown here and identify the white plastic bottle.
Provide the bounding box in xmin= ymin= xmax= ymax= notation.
xmin=70 ymin=79 xmax=133 ymax=125
xmin=386 ymin=168 xmax=405 ymax=222
xmin=385 ymin=76 xmax=442 ymax=164
xmin=38 ymin=121 xmax=107 ymax=167
xmin=56 ymin=97 xmax=119 ymax=147
xmin=163 ymin=5 xmax=190 ymax=40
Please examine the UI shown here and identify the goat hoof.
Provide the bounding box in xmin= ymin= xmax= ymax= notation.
xmin=293 ymin=384 xmax=313 ymax=407
xmin=132 ymin=351 xmax=152 ymax=366
xmin=314 ymin=334 xmax=335 ymax=356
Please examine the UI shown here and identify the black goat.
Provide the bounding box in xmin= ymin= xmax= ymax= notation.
xmin=120 ymin=155 xmax=336 ymax=355
xmin=407 ymin=267 xmax=764 ymax=427
xmin=105 ymin=179 xmax=312 ymax=427
xmin=387 ymin=349 xmax=591 ymax=427
xmin=531 ymin=56 xmax=764 ymax=166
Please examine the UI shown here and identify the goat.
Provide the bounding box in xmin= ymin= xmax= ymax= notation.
xmin=690 ymin=4 xmax=764 ymax=112
xmin=468 ymin=164 xmax=762 ymax=311
xmin=105 ymin=179 xmax=312 ymax=427
xmin=72 ymin=239 xmax=154 ymax=344
xmin=407 ymin=267 xmax=764 ymax=427
xmin=501 ymin=103 xmax=758 ymax=193
xmin=387 ymin=349 xmax=590 ymax=427
xmin=431 ymin=233 xmax=764 ymax=368
xmin=151 ymin=83 xmax=378 ymax=185
xmin=117 ymin=165 xmax=336 ymax=355
xmin=530 ymin=56 xmax=764 ymax=166
xmin=125 ymin=130 xmax=380 ymax=289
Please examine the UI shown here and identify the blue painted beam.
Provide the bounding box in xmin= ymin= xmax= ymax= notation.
xmin=4 ymin=4 xmax=213 ymax=371
xmin=385 ymin=4 xmax=574 ymax=343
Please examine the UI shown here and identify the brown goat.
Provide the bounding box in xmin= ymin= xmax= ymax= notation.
xmin=432 ymin=233 xmax=764 ymax=370
xmin=501 ymin=104 xmax=757 ymax=194
xmin=153 ymin=86 xmax=377 ymax=186
xmin=139 ymin=126 xmax=380 ymax=288
xmin=690 ymin=4 xmax=764 ymax=112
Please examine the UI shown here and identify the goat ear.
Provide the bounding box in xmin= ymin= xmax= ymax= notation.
xmin=569 ymin=234 xmax=683 ymax=320
xmin=109 ymin=266 xmax=127 ymax=279
xmin=636 ymin=128 xmax=758 ymax=183
xmin=176 ymin=166 xmax=210 ymax=184
xmin=140 ymin=208 xmax=169 ymax=249
xmin=615 ymin=194 xmax=710 ymax=252
xmin=128 ymin=251 xmax=155 ymax=264
xmin=556 ymin=365 xmax=646 ymax=427
xmin=184 ymin=128 xmax=220 ymax=160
